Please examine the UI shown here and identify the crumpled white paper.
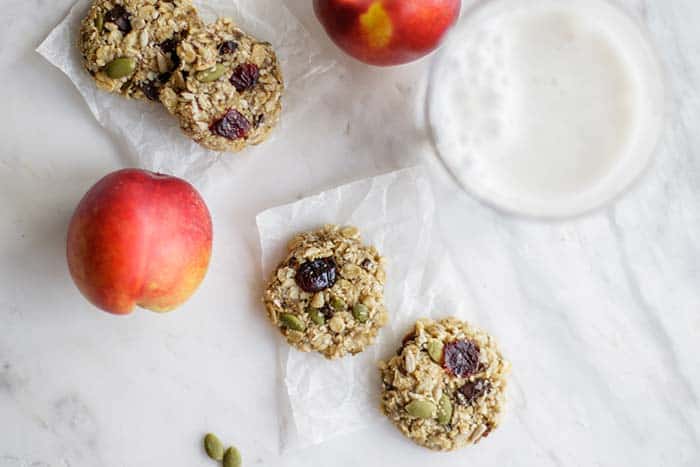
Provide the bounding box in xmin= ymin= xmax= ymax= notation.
xmin=37 ymin=0 xmax=334 ymax=187
xmin=257 ymin=167 xmax=439 ymax=449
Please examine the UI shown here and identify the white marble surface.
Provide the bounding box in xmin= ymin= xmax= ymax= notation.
xmin=1 ymin=0 xmax=699 ymax=466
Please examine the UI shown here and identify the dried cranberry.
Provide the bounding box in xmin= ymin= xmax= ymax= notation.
xmin=294 ymin=258 xmax=337 ymax=293
xmin=321 ymin=305 xmax=334 ymax=320
xmin=160 ymin=36 xmax=181 ymax=69
xmin=443 ymin=340 xmax=480 ymax=378
xmin=159 ymin=38 xmax=178 ymax=54
xmin=170 ymin=53 xmax=181 ymax=71
xmin=158 ymin=72 xmax=172 ymax=84
xmin=139 ymin=81 xmax=159 ymax=101
xmin=218 ymin=41 xmax=239 ymax=55
xmin=457 ymin=379 xmax=490 ymax=405
xmin=105 ymin=5 xmax=132 ymax=34
xmin=230 ymin=63 xmax=259 ymax=92
xmin=210 ymin=109 xmax=251 ymax=140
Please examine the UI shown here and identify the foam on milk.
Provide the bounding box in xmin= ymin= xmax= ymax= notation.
xmin=429 ymin=0 xmax=665 ymax=217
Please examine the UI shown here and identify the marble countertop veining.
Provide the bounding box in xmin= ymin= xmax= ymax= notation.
xmin=1 ymin=0 xmax=699 ymax=466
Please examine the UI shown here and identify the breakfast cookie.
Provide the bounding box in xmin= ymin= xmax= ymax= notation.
xmin=263 ymin=225 xmax=388 ymax=359
xmin=79 ymin=0 xmax=202 ymax=101
xmin=379 ymin=317 xmax=510 ymax=451
xmin=159 ymin=17 xmax=284 ymax=152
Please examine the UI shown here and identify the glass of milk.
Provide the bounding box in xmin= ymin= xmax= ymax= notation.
xmin=427 ymin=0 xmax=665 ymax=218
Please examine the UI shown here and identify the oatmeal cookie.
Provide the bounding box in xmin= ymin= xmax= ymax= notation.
xmin=379 ymin=317 xmax=510 ymax=451
xmin=263 ymin=225 xmax=388 ymax=359
xmin=159 ymin=17 xmax=284 ymax=152
xmin=79 ymin=0 xmax=202 ymax=101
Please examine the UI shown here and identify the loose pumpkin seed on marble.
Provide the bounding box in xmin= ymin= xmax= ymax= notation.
xmin=204 ymin=433 xmax=224 ymax=461
xmin=280 ymin=313 xmax=305 ymax=332
xmin=223 ymin=446 xmax=242 ymax=467
xmin=405 ymin=399 xmax=436 ymax=419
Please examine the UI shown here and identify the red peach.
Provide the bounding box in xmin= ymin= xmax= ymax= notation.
xmin=314 ymin=0 xmax=461 ymax=66
xmin=66 ymin=169 xmax=213 ymax=315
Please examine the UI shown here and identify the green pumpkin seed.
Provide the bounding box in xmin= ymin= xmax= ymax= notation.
xmin=427 ymin=339 xmax=444 ymax=363
xmin=280 ymin=313 xmax=305 ymax=332
xmin=196 ymin=64 xmax=226 ymax=83
xmin=223 ymin=446 xmax=242 ymax=467
xmin=105 ymin=57 xmax=136 ymax=79
xmin=203 ymin=433 xmax=224 ymax=461
xmin=405 ymin=399 xmax=436 ymax=419
xmin=95 ymin=13 xmax=104 ymax=32
xmin=330 ymin=296 xmax=346 ymax=311
xmin=352 ymin=303 xmax=369 ymax=323
xmin=437 ymin=395 xmax=453 ymax=425
xmin=308 ymin=308 xmax=326 ymax=326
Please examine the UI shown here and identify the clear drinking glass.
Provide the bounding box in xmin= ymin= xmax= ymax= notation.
xmin=426 ymin=0 xmax=665 ymax=218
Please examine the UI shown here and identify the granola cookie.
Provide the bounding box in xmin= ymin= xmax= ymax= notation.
xmin=379 ymin=317 xmax=510 ymax=451
xmin=79 ymin=0 xmax=202 ymax=101
xmin=263 ymin=225 xmax=388 ymax=359
xmin=159 ymin=17 xmax=284 ymax=152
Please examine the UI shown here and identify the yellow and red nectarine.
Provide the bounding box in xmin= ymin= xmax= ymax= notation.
xmin=314 ymin=0 xmax=461 ymax=66
xmin=66 ymin=169 xmax=212 ymax=315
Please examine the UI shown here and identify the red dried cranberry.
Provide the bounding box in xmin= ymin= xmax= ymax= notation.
xmin=294 ymin=258 xmax=337 ymax=293
xmin=158 ymin=72 xmax=172 ymax=84
xmin=443 ymin=340 xmax=480 ymax=377
xmin=457 ymin=379 xmax=490 ymax=405
xmin=210 ymin=109 xmax=250 ymax=140
xmin=321 ymin=305 xmax=335 ymax=320
xmin=105 ymin=5 xmax=132 ymax=34
xmin=218 ymin=41 xmax=239 ymax=55
xmin=160 ymin=36 xmax=182 ymax=69
xmin=139 ymin=81 xmax=159 ymax=101
xmin=159 ymin=38 xmax=178 ymax=54
xmin=230 ymin=63 xmax=259 ymax=92
xmin=170 ymin=53 xmax=181 ymax=69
